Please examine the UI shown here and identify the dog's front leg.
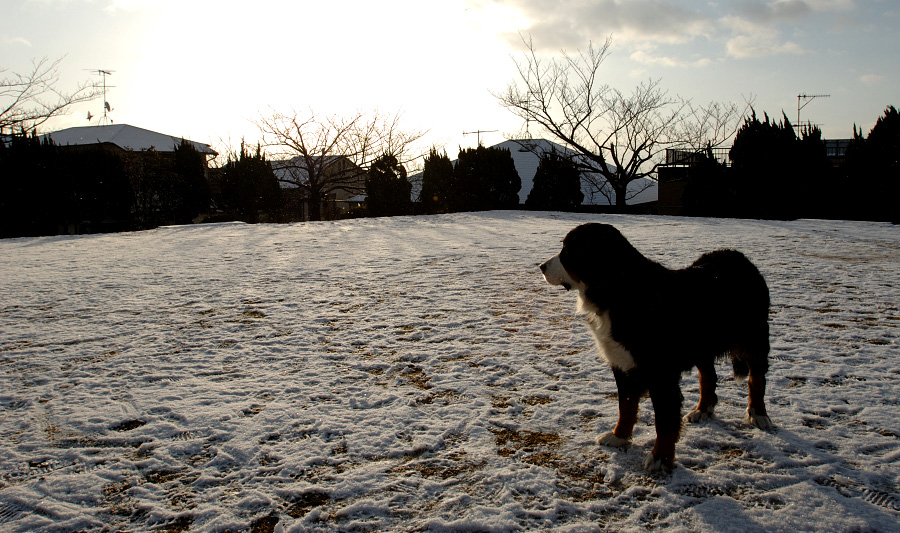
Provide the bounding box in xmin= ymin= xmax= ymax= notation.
xmin=598 ymin=368 xmax=642 ymax=448
xmin=645 ymin=376 xmax=684 ymax=472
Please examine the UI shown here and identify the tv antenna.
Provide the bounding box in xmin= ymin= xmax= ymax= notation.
xmin=797 ymin=93 xmax=829 ymax=133
xmin=86 ymin=69 xmax=116 ymax=125
xmin=463 ymin=129 xmax=498 ymax=146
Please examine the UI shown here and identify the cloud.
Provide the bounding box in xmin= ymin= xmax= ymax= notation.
xmin=629 ymin=49 xmax=713 ymax=68
xmin=474 ymin=0 xmax=717 ymax=50
xmin=725 ymin=35 xmax=808 ymax=57
xmin=475 ymin=0 xmax=830 ymax=63
xmin=859 ymin=73 xmax=885 ymax=86
xmin=736 ymin=0 xmax=813 ymax=23
xmin=4 ymin=36 xmax=33 ymax=47
xmin=737 ymin=0 xmax=855 ymax=23
xmin=718 ymin=14 xmax=812 ymax=57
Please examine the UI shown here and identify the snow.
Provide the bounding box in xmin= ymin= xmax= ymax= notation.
xmin=1 ymin=211 xmax=898 ymax=532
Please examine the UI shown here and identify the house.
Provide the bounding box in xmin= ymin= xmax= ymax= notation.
xmin=657 ymin=140 xmax=853 ymax=216
xmin=2 ymin=124 xmax=219 ymax=235
xmin=271 ymin=155 xmax=366 ymax=221
xmin=657 ymin=147 xmax=731 ymax=216
xmin=42 ymin=123 xmax=217 ymax=158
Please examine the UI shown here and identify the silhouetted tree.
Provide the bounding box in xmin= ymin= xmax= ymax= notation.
xmin=420 ymin=148 xmax=453 ymax=214
xmin=525 ymin=150 xmax=583 ymax=211
xmin=496 ymin=35 xmax=746 ymax=207
xmin=366 ymin=153 xmax=412 ymax=217
xmin=730 ymin=111 xmax=825 ymax=219
xmin=842 ymin=106 xmax=900 ymax=221
xmin=451 ymin=145 xmax=521 ymax=211
xmin=1 ymin=131 xmax=141 ymax=236
xmin=866 ymin=106 xmax=900 ymax=221
xmin=171 ymin=140 xmax=211 ymax=223
xmin=257 ymin=109 xmax=425 ymax=221
xmin=63 ymin=147 xmax=133 ymax=232
xmin=1 ymin=57 xmax=100 ymax=133
xmin=219 ymin=142 xmax=281 ymax=223
xmin=0 ymin=131 xmax=59 ymax=236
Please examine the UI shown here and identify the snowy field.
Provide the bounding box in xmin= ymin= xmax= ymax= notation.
xmin=1 ymin=211 xmax=899 ymax=532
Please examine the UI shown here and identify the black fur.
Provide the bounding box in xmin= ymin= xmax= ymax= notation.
xmin=549 ymin=223 xmax=772 ymax=469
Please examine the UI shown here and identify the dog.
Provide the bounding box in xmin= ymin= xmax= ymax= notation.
xmin=540 ymin=223 xmax=773 ymax=471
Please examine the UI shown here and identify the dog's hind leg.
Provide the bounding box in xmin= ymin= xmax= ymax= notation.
xmin=598 ymin=368 xmax=642 ymax=448
xmin=746 ymin=371 xmax=773 ymax=429
xmin=734 ymin=343 xmax=773 ymax=430
xmin=685 ymin=361 xmax=718 ymax=423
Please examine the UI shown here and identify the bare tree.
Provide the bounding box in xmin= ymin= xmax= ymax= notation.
xmin=673 ymin=98 xmax=753 ymax=164
xmin=1 ymin=57 xmax=100 ymax=134
xmin=257 ymin=108 xmax=426 ymax=221
xmin=496 ymin=35 xmax=745 ymax=206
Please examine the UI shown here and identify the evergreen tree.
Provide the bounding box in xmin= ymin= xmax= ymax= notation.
xmin=730 ymin=110 xmax=819 ymax=219
xmin=365 ymin=153 xmax=412 ymax=217
xmin=172 ymin=140 xmax=211 ymax=223
xmin=483 ymin=145 xmax=521 ymax=209
xmin=449 ymin=146 xmax=485 ymax=211
xmin=866 ymin=106 xmax=900 ymax=221
xmin=0 ymin=130 xmax=61 ymax=236
xmin=420 ymin=148 xmax=453 ymax=214
xmin=220 ymin=142 xmax=282 ymax=223
xmin=525 ymin=150 xmax=584 ymax=211
xmin=450 ymin=145 xmax=521 ymax=211
xmin=844 ymin=106 xmax=900 ymax=221
xmin=65 ymin=146 xmax=134 ymax=232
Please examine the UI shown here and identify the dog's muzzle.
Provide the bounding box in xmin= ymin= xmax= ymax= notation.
xmin=540 ymin=255 xmax=573 ymax=291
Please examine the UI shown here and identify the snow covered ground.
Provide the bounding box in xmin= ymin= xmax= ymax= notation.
xmin=1 ymin=211 xmax=898 ymax=532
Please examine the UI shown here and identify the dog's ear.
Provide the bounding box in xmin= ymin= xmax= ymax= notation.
xmin=563 ymin=223 xmax=643 ymax=283
xmin=558 ymin=224 xmax=601 ymax=284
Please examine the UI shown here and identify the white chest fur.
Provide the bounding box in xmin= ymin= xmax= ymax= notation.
xmin=578 ymin=296 xmax=637 ymax=371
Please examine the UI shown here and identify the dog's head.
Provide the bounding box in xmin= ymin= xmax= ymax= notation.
xmin=540 ymin=223 xmax=640 ymax=295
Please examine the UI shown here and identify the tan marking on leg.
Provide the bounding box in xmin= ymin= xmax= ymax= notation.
xmin=696 ymin=362 xmax=718 ymax=413
xmin=747 ymin=373 xmax=767 ymax=416
xmin=613 ymin=394 xmax=640 ymax=440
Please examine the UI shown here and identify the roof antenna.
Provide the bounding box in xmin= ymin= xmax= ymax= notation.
xmin=86 ymin=69 xmax=116 ymax=125
xmin=797 ymin=93 xmax=829 ymax=135
xmin=463 ymin=129 xmax=498 ymax=146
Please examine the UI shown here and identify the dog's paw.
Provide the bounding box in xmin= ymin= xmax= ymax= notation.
xmin=684 ymin=408 xmax=714 ymax=423
xmin=597 ymin=432 xmax=630 ymax=448
xmin=746 ymin=408 xmax=774 ymax=430
xmin=642 ymin=452 xmax=673 ymax=472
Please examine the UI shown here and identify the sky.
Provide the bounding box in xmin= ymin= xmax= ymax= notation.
xmin=3 ymin=0 xmax=898 ymax=163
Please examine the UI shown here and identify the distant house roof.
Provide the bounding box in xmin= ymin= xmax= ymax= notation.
xmin=43 ymin=124 xmax=217 ymax=155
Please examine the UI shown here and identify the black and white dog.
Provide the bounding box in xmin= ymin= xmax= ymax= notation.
xmin=541 ymin=223 xmax=773 ymax=471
